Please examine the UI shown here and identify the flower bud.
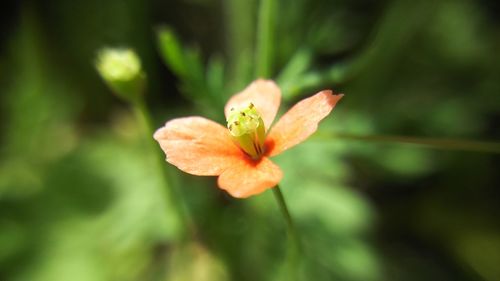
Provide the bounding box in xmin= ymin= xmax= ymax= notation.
xmin=227 ymin=103 xmax=266 ymax=159
xmin=95 ymin=48 xmax=146 ymax=103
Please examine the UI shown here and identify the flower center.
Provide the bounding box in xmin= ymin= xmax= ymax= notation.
xmin=227 ymin=103 xmax=266 ymax=159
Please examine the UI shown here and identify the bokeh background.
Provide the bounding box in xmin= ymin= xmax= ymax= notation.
xmin=1 ymin=0 xmax=500 ymax=280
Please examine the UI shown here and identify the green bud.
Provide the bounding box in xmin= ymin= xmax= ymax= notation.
xmin=227 ymin=103 xmax=266 ymax=159
xmin=95 ymin=48 xmax=146 ymax=103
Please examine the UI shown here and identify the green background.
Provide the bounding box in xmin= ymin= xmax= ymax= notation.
xmin=0 ymin=0 xmax=499 ymax=280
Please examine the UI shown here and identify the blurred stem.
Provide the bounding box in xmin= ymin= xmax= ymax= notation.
xmin=133 ymin=100 xmax=193 ymax=241
xmin=314 ymin=132 xmax=500 ymax=154
xmin=272 ymin=186 xmax=301 ymax=278
xmin=255 ymin=0 xmax=276 ymax=78
xmin=255 ymin=0 xmax=301 ymax=276
xmin=224 ymin=0 xmax=255 ymax=92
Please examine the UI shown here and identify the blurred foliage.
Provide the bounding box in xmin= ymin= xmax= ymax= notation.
xmin=1 ymin=0 xmax=499 ymax=280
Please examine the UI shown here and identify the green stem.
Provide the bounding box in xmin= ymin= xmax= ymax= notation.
xmin=224 ymin=0 xmax=255 ymax=92
xmin=314 ymin=132 xmax=500 ymax=154
xmin=255 ymin=0 xmax=276 ymax=78
xmin=272 ymin=185 xmax=301 ymax=253
xmin=133 ymin=100 xmax=193 ymax=241
xmin=255 ymin=0 xmax=300 ymax=276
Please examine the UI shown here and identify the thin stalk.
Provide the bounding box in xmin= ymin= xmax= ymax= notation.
xmin=255 ymin=0 xmax=301 ymax=274
xmin=255 ymin=0 xmax=276 ymax=78
xmin=272 ymin=185 xmax=302 ymax=261
xmin=224 ymin=0 xmax=255 ymax=92
xmin=314 ymin=132 xmax=500 ymax=154
xmin=133 ymin=100 xmax=193 ymax=241
xmin=255 ymin=0 xmax=301 ymax=277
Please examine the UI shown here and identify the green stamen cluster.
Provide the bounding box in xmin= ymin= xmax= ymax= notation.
xmin=227 ymin=103 xmax=266 ymax=159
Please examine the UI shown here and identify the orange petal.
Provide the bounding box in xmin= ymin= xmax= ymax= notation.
xmin=267 ymin=91 xmax=343 ymax=156
xmin=224 ymin=79 xmax=281 ymax=131
xmin=154 ymin=116 xmax=244 ymax=176
xmin=217 ymin=157 xmax=283 ymax=198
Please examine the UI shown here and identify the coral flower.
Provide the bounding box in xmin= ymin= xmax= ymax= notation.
xmin=154 ymin=80 xmax=343 ymax=198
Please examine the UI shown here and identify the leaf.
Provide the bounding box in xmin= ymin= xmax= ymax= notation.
xmin=157 ymin=26 xmax=188 ymax=78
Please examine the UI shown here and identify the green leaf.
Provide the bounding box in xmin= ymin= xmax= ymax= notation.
xmin=206 ymin=55 xmax=225 ymax=105
xmin=157 ymin=27 xmax=188 ymax=78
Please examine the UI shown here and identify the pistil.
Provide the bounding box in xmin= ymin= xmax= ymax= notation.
xmin=227 ymin=103 xmax=266 ymax=159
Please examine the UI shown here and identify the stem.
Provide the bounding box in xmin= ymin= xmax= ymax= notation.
xmin=224 ymin=0 xmax=255 ymax=92
xmin=255 ymin=0 xmax=276 ymax=78
xmin=133 ymin=100 xmax=193 ymax=241
xmin=255 ymin=0 xmax=301 ymax=276
xmin=314 ymin=132 xmax=500 ymax=154
xmin=272 ymin=185 xmax=301 ymax=253
xmin=255 ymin=0 xmax=300 ymax=275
